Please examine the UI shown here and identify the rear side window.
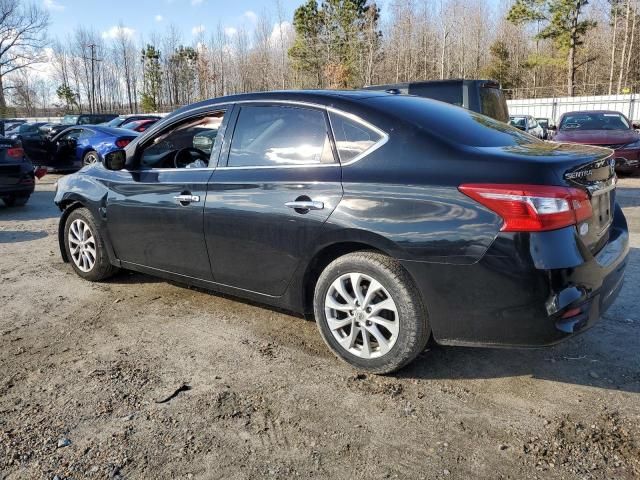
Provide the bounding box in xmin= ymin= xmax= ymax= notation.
xmin=228 ymin=106 xmax=334 ymax=167
xmin=329 ymin=111 xmax=384 ymax=163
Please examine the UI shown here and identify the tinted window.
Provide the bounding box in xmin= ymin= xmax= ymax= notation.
xmin=140 ymin=112 xmax=225 ymax=169
xmin=228 ymin=106 xmax=334 ymax=167
xmin=329 ymin=111 xmax=384 ymax=163
xmin=479 ymin=87 xmax=509 ymax=122
xmin=559 ymin=112 xmax=630 ymax=131
xmin=409 ymin=83 xmax=463 ymax=107
xmin=371 ymin=95 xmax=537 ymax=147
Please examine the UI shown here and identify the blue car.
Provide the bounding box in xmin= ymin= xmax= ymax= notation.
xmin=21 ymin=125 xmax=138 ymax=170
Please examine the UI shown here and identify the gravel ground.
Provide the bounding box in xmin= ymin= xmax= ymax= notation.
xmin=1 ymin=174 xmax=639 ymax=480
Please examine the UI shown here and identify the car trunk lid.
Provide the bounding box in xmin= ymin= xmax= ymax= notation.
xmin=561 ymin=147 xmax=616 ymax=254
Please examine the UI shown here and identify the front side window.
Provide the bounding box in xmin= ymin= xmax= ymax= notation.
xmin=227 ymin=105 xmax=334 ymax=167
xmin=139 ymin=111 xmax=225 ymax=169
xmin=329 ymin=111 xmax=384 ymax=163
xmin=60 ymin=129 xmax=82 ymax=141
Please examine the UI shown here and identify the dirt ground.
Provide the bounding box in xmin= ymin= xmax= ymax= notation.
xmin=1 ymin=174 xmax=639 ymax=480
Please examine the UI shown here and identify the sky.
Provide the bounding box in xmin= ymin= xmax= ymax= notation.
xmin=43 ymin=0 xmax=303 ymax=43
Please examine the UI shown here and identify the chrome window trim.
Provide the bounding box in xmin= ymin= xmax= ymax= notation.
xmin=124 ymin=99 xmax=389 ymax=172
xmin=326 ymin=106 xmax=389 ymax=166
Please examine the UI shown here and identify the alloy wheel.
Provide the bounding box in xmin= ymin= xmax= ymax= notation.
xmin=68 ymin=219 xmax=97 ymax=272
xmin=83 ymin=152 xmax=99 ymax=165
xmin=324 ymin=272 xmax=399 ymax=359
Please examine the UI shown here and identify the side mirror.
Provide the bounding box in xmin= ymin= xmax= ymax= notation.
xmin=103 ymin=149 xmax=126 ymax=170
xmin=548 ymin=124 xmax=557 ymax=131
xmin=633 ymin=122 xmax=640 ymax=130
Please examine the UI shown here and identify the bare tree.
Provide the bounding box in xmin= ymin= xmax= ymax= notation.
xmin=0 ymin=0 xmax=49 ymax=111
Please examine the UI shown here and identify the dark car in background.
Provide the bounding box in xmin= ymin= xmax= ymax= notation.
xmin=551 ymin=110 xmax=640 ymax=174
xmin=0 ymin=119 xmax=26 ymax=136
xmin=47 ymin=113 xmax=120 ymax=138
xmin=364 ymin=79 xmax=509 ymax=122
xmin=0 ymin=137 xmax=35 ymax=207
xmin=8 ymin=122 xmax=50 ymax=141
xmin=21 ymin=125 xmax=136 ymax=169
xmin=55 ymin=90 xmax=628 ymax=373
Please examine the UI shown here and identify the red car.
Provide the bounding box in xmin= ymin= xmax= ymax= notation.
xmin=121 ymin=118 xmax=159 ymax=133
xmin=552 ymin=110 xmax=640 ymax=174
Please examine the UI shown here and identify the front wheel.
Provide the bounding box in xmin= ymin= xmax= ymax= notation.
xmin=314 ymin=251 xmax=430 ymax=374
xmin=64 ymin=207 xmax=118 ymax=281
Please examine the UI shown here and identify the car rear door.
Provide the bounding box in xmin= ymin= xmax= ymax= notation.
xmin=204 ymin=102 xmax=343 ymax=296
xmin=105 ymin=108 xmax=230 ymax=280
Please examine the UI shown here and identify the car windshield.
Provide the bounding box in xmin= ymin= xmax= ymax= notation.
xmin=536 ymin=119 xmax=549 ymax=127
xmin=559 ymin=112 xmax=630 ymax=131
xmin=508 ymin=117 xmax=527 ymax=128
xmin=121 ymin=122 xmax=141 ymax=131
xmin=62 ymin=115 xmax=79 ymax=125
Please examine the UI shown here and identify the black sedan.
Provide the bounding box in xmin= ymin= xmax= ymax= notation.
xmin=0 ymin=137 xmax=35 ymax=207
xmin=54 ymin=90 xmax=629 ymax=373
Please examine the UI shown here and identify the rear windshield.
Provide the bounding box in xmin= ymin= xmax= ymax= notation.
xmin=371 ymin=95 xmax=537 ymax=147
xmin=559 ymin=112 xmax=630 ymax=131
xmin=480 ymin=87 xmax=509 ymax=122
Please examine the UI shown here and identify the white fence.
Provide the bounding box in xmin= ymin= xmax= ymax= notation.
xmin=507 ymin=94 xmax=640 ymax=124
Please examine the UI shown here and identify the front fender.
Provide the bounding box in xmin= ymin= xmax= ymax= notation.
xmin=55 ymin=173 xmax=120 ymax=266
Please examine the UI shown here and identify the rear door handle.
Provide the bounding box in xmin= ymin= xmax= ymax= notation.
xmin=174 ymin=194 xmax=200 ymax=205
xmin=285 ymin=200 xmax=324 ymax=211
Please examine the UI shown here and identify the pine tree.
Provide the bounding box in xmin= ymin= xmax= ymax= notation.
xmin=508 ymin=0 xmax=596 ymax=96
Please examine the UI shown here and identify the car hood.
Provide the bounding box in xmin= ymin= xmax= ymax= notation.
xmin=553 ymin=129 xmax=639 ymax=146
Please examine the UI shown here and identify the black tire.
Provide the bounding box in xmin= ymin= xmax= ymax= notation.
xmin=314 ymin=251 xmax=430 ymax=374
xmin=64 ymin=207 xmax=118 ymax=281
xmin=2 ymin=195 xmax=29 ymax=207
xmin=82 ymin=150 xmax=99 ymax=166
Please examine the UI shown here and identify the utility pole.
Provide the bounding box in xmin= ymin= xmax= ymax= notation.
xmin=84 ymin=44 xmax=101 ymax=113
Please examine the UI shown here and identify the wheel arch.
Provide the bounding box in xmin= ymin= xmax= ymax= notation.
xmin=57 ymin=200 xmax=85 ymax=263
xmin=300 ymin=238 xmax=401 ymax=315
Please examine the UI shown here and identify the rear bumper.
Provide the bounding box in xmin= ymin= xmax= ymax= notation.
xmin=0 ymin=165 xmax=35 ymax=197
xmin=401 ymin=204 xmax=629 ymax=347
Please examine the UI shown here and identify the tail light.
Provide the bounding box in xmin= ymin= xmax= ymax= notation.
xmin=7 ymin=147 xmax=24 ymax=159
xmin=115 ymin=138 xmax=132 ymax=148
xmin=459 ymin=184 xmax=592 ymax=232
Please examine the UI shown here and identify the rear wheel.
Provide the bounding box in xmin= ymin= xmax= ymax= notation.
xmin=64 ymin=207 xmax=118 ymax=281
xmin=2 ymin=195 xmax=29 ymax=207
xmin=82 ymin=150 xmax=99 ymax=166
xmin=314 ymin=251 xmax=430 ymax=374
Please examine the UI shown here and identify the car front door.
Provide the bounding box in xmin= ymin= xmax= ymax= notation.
xmin=105 ymin=109 xmax=230 ymax=280
xmin=19 ymin=125 xmax=49 ymax=163
xmin=49 ymin=129 xmax=83 ymax=168
xmin=204 ymin=103 xmax=343 ymax=296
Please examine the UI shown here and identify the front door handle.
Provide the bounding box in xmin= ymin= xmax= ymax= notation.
xmin=285 ymin=200 xmax=324 ymax=211
xmin=174 ymin=194 xmax=200 ymax=205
